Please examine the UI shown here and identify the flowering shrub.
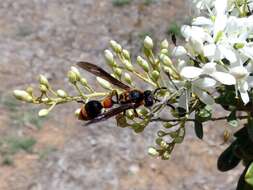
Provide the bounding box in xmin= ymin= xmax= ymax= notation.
xmin=13 ymin=0 xmax=253 ymax=188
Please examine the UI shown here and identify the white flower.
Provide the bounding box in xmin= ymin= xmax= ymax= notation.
xmin=230 ymin=65 xmax=252 ymax=104
xmin=180 ymin=62 xmax=236 ymax=85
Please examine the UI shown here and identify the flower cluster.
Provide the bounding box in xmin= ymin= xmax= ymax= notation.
xmin=12 ymin=0 xmax=253 ymax=188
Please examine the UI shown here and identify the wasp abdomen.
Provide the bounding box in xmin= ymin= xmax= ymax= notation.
xmin=79 ymin=100 xmax=103 ymax=120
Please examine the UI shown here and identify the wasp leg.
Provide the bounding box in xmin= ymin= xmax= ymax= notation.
xmin=133 ymin=109 xmax=139 ymax=117
xmin=153 ymin=87 xmax=168 ymax=96
xmin=153 ymin=87 xmax=168 ymax=102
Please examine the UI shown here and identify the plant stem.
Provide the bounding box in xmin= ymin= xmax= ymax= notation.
xmin=150 ymin=115 xmax=249 ymax=123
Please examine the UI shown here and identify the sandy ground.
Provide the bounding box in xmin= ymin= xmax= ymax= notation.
xmin=0 ymin=0 xmax=242 ymax=190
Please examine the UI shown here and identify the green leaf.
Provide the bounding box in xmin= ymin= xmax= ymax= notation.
xmin=217 ymin=141 xmax=241 ymax=172
xmin=247 ymin=118 xmax=253 ymax=142
xmin=228 ymin=110 xmax=236 ymax=121
xmin=245 ymin=162 xmax=253 ymax=186
xmin=194 ymin=120 xmax=203 ymax=139
xmin=237 ymin=166 xmax=253 ymax=190
xmin=227 ymin=110 xmax=239 ymax=127
xmin=196 ymin=106 xmax=212 ymax=123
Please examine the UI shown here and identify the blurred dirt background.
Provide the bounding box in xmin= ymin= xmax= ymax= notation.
xmin=0 ymin=0 xmax=243 ymax=190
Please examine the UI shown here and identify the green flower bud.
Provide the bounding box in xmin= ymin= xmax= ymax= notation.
xmin=67 ymin=70 xmax=78 ymax=84
xmin=137 ymin=108 xmax=149 ymax=116
xmin=160 ymin=140 xmax=169 ymax=149
xmin=26 ymin=86 xmax=33 ymax=95
xmin=161 ymin=39 xmax=169 ymax=49
xmin=126 ymin=110 xmax=134 ymax=120
xmin=233 ymin=43 xmax=244 ymax=49
xmin=110 ymin=40 xmax=122 ymax=53
xmin=122 ymin=49 xmax=130 ymax=60
xmin=96 ymin=77 xmax=112 ymax=90
xmin=148 ymin=147 xmax=159 ymax=156
xmin=151 ymin=70 xmax=160 ymax=82
xmin=160 ymin=54 xmax=172 ymax=66
xmin=162 ymin=151 xmax=171 ymax=160
xmin=13 ymin=90 xmax=33 ymax=103
xmin=124 ymin=73 xmax=132 ymax=85
xmin=104 ymin=49 xmax=116 ymax=67
xmin=163 ymin=66 xmax=180 ymax=80
xmin=40 ymin=84 xmax=48 ymax=93
xmin=160 ymin=49 xmax=169 ymax=54
xmin=137 ymin=56 xmax=149 ymax=72
xmin=38 ymin=109 xmax=49 ymax=117
xmin=123 ymin=59 xmax=133 ymax=71
xmin=113 ymin=67 xmax=122 ymax=78
xmin=39 ymin=75 xmax=49 ymax=88
xmin=56 ymin=89 xmax=67 ymax=98
xmin=80 ymin=78 xmax=88 ymax=86
xmin=144 ymin=36 xmax=153 ymax=50
xmin=71 ymin=66 xmax=81 ymax=81
xmin=41 ymin=97 xmax=49 ymax=102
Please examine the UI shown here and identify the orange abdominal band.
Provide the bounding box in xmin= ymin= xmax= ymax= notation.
xmin=102 ymin=97 xmax=114 ymax=108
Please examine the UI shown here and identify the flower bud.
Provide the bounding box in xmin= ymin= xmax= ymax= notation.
xmin=126 ymin=110 xmax=134 ymax=120
xmin=160 ymin=54 xmax=172 ymax=66
xmin=113 ymin=67 xmax=122 ymax=78
xmin=71 ymin=66 xmax=81 ymax=81
xmin=160 ymin=140 xmax=169 ymax=149
xmin=137 ymin=108 xmax=149 ymax=116
xmin=80 ymin=78 xmax=88 ymax=86
xmin=162 ymin=151 xmax=171 ymax=160
xmin=13 ymin=90 xmax=33 ymax=103
xmin=233 ymin=43 xmax=244 ymax=49
xmin=144 ymin=36 xmax=153 ymax=50
xmin=124 ymin=73 xmax=132 ymax=85
xmin=67 ymin=70 xmax=78 ymax=84
xmin=151 ymin=70 xmax=160 ymax=82
xmin=161 ymin=39 xmax=169 ymax=49
xmin=160 ymin=49 xmax=169 ymax=54
xmin=39 ymin=75 xmax=49 ymax=88
xmin=104 ymin=49 xmax=116 ymax=67
xmin=41 ymin=97 xmax=49 ymax=102
xmin=123 ymin=59 xmax=133 ymax=71
xmin=163 ymin=66 xmax=180 ymax=80
xmin=172 ymin=46 xmax=187 ymax=57
xmin=230 ymin=66 xmax=249 ymax=80
xmin=110 ymin=40 xmax=122 ymax=53
xmin=75 ymin=108 xmax=81 ymax=118
xmin=26 ymin=86 xmax=33 ymax=95
xmin=57 ymin=89 xmax=67 ymax=98
xmin=137 ymin=56 xmax=149 ymax=72
xmin=96 ymin=77 xmax=112 ymax=90
xmin=122 ymin=49 xmax=130 ymax=60
xmin=40 ymin=84 xmax=48 ymax=93
xmin=38 ymin=109 xmax=49 ymax=117
xmin=148 ymin=147 xmax=159 ymax=156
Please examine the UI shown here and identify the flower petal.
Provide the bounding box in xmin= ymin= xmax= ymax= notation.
xmin=239 ymin=90 xmax=249 ymax=104
xmin=192 ymin=17 xmax=213 ymax=26
xmin=194 ymin=78 xmax=217 ymax=88
xmin=211 ymin=71 xmax=236 ymax=85
xmin=180 ymin=66 xmax=203 ymax=79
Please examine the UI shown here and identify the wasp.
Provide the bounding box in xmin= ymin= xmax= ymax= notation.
xmin=77 ymin=62 xmax=166 ymax=125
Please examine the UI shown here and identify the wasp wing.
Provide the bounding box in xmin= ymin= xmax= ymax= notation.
xmin=84 ymin=103 xmax=136 ymax=126
xmin=77 ymin=61 xmax=130 ymax=90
